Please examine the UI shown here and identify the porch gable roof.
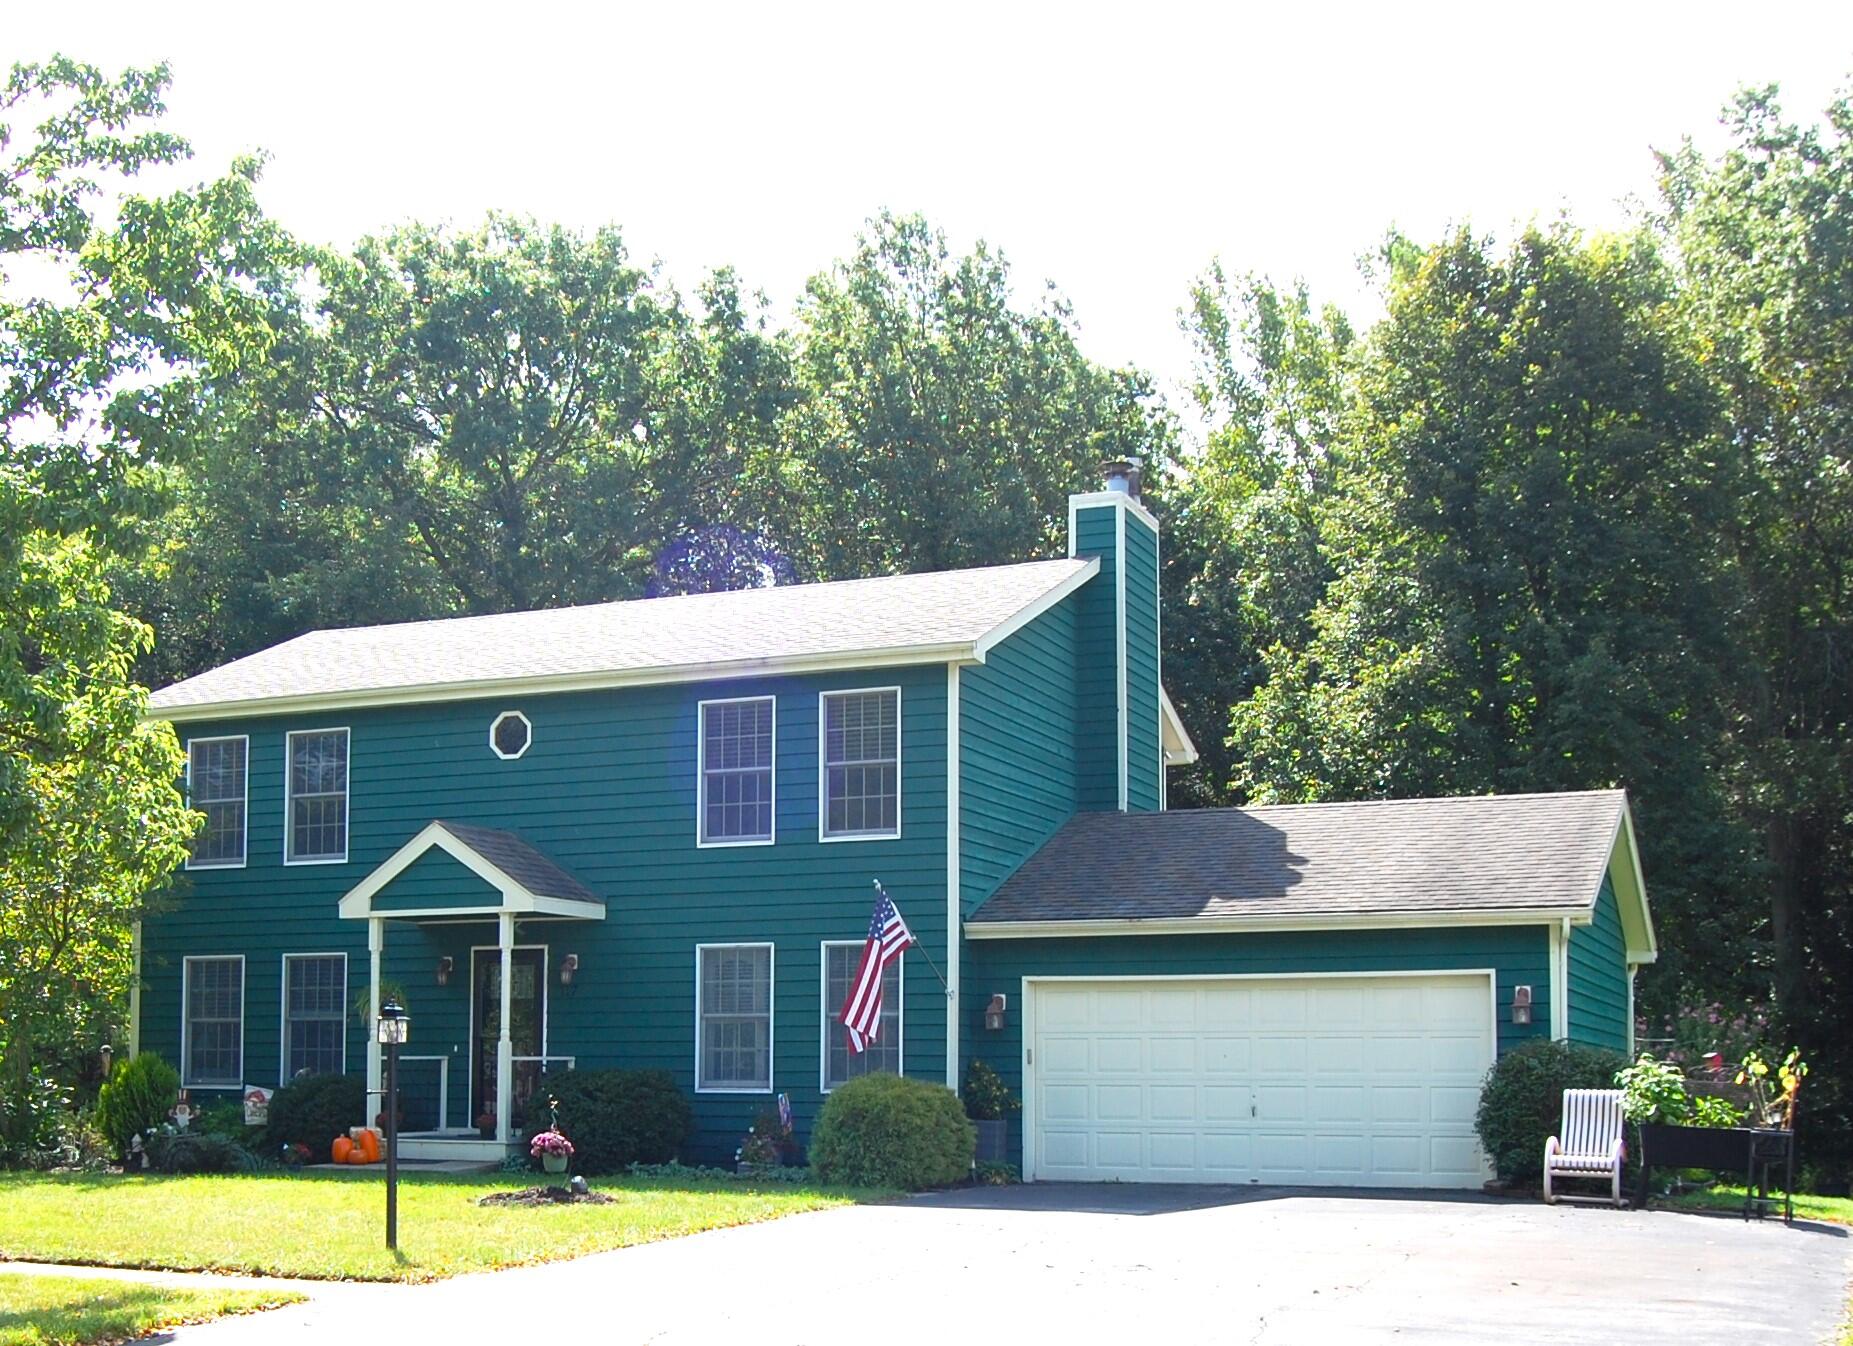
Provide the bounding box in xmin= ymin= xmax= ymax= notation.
xmin=338 ymin=820 xmax=605 ymax=922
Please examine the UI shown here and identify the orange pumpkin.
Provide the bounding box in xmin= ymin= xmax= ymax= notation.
xmin=331 ymin=1136 xmax=353 ymax=1164
xmin=346 ymin=1145 xmax=367 ymax=1164
xmin=358 ymin=1129 xmax=381 ymax=1163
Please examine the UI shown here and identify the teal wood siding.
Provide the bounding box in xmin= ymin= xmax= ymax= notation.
xmin=369 ymin=850 xmax=498 ymax=912
xmin=1122 ymin=512 xmax=1161 ymax=812
xmin=1568 ymin=875 xmax=1629 ymax=1051
xmin=141 ymin=665 xmax=949 ymax=1161
xmin=959 ymin=601 xmax=1079 ymax=922
xmin=962 ymin=924 xmax=1552 ymax=1165
xmin=1071 ymin=503 xmax=1120 ymax=811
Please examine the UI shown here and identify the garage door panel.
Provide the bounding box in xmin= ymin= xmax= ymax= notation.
xmin=1030 ymin=975 xmax=1494 ymax=1189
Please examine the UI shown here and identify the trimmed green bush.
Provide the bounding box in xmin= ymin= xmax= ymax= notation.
xmin=808 ymin=1073 xmax=974 ymax=1190
xmin=94 ymin=1053 xmax=180 ymax=1160
xmin=1475 ymin=1038 xmax=1629 ymax=1186
xmin=265 ymin=1073 xmax=365 ymax=1163
xmin=524 ymin=1069 xmax=692 ymax=1174
xmin=147 ymin=1131 xmax=253 ymax=1174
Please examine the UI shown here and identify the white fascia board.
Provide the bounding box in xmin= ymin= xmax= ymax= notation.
xmin=968 ymin=556 xmax=1099 ymax=661
xmin=1066 ymin=489 xmax=1162 ymax=537
xmin=965 ymin=908 xmax=1592 ymax=940
xmin=1608 ymin=798 xmax=1658 ymax=964
xmin=146 ymin=641 xmax=975 ymax=725
xmin=337 ymin=820 xmax=602 ymax=921
xmin=1159 ymin=686 xmax=1199 ymax=765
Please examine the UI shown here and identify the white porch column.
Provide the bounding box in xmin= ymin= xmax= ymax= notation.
xmin=496 ymin=912 xmax=514 ymax=1145
xmin=366 ymin=918 xmax=383 ymax=1104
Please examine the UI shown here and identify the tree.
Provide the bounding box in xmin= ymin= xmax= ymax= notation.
xmin=1659 ymin=85 xmax=1853 ymax=1178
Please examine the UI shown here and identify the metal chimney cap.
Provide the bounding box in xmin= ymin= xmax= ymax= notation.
xmin=1101 ymin=457 xmax=1143 ymax=498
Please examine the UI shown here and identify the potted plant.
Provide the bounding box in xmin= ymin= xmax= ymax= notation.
xmin=735 ymin=1104 xmax=794 ymax=1175
xmin=530 ymin=1127 xmax=574 ymax=1176
xmin=964 ymin=1061 xmax=1018 ymax=1164
xmin=475 ymin=1105 xmax=497 ymax=1140
xmin=1620 ymin=1048 xmax=1806 ymax=1202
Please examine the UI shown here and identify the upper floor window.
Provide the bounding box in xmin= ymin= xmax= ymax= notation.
xmin=821 ymin=689 xmax=900 ymax=840
xmin=698 ymin=697 xmax=774 ymax=846
xmin=186 ymin=736 xmax=248 ymax=869
xmin=286 ymin=728 xmax=349 ymax=864
xmin=822 ymin=941 xmax=900 ymax=1091
xmin=283 ymin=954 xmax=347 ymax=1080
xmin=183 ymin=955 xmax=244 ymax=1088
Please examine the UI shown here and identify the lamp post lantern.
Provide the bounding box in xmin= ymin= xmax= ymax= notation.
xmin=375 ymin=999 xmax=409 ymax=1250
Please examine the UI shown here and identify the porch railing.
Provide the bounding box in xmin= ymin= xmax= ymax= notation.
xmin=368 ymin=1055 xmax=449 ymax=1133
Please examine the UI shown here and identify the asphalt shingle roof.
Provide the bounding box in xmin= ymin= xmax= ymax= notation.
xmin=968 ymin=790 xmax=1627 ymax=925
xmin=434 ymin=821 xmax=601 ymax=905
xmin=148 ymin=558 xmax=1091 ymax=716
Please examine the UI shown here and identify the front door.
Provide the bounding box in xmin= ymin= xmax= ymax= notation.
xmin=472 ymin=947 xmax=545 ymax=1127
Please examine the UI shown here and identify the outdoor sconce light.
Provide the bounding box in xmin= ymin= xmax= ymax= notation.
xmin=98 ymin=1044 xmax=113 ymax=1077
xmin=984 ymin=994 xmax=1007 ymax=1032
xmin=434 ymin=956 xmax=453 ymax=987
xmin=560 ymin=953 xmax=580 ymax=987
xmin=1512 ymin=985 xmax=1533 ymax=1026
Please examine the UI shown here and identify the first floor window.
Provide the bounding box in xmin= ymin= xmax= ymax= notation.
xmin=287 ymin=728 xmax=349 ymax=862
xmin=821 ymin=689 xmax=899 ymax=838
xmin=187 ymin=736 xmax=247 ymax=867
xmin=697 ymin=944 xmax=772 ymax=1091
xmin=823 ymin=942 xmax=900 ymax=1090
xmin=283 ymin=954 xmax=347 ymax=1079
xmin=699 ymin=698 xmax=774 ymax=844
xmin=184 ymin=956 xmax=244 ymax=1088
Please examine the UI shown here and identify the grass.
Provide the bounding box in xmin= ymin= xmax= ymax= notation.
xmin=1662 ymin=1184 xmax=1853 ymax=1226
xmin=0 ymin=1170 xmax=885 ymax=1283
xmin=0 ymin=1274 xmax=302 ymax=1346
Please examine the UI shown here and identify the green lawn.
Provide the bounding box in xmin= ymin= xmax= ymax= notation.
xmin=0 ymin=1274 xmax=302 ymax=1346
xmin=1662 ymin=1184 xmax=1853 ymax=1226
xmin=0 ymin=1171 xmax=884 ymax=1283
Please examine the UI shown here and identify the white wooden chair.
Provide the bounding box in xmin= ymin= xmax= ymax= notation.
xmin=1543 ymin=1088 xmax=1626 ymax=1206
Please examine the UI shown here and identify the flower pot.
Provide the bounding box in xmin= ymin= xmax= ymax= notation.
xmin=973 ymin=1119 xmax=1008 ymax=1164
xmin=542 ymin=1152 xmax=569 ymax=1175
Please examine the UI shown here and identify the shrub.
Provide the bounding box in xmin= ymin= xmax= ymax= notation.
xmin=525 ymin=1070 xmax=692 ymax=1174
xmin=809 ymin=1073 xmax=974 ymax=1190
xmin=266 ymin=1073 xmax=365 ymax=1163
xmin=94 ymin=1053 xmax=180 ymax=1160
xmin=1475 ymin=1038 xmax=1629 ymax=1186
xmin=962 ymin=1061 xmax=1019 ymax=1121
xmin=0 ymin=1072 xmax=71 ymax=1166
xmin=147 ymin=1131 xmax=253 ymax=1174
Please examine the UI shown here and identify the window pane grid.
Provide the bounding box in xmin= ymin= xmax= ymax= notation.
xmin=285 ymin=956 xmax=345 ymax=1078
xmin=188 ymin=738 xmax=246 ymax=865
xmin=698 ymin=946 xmax=771 ymax=1090
xmin=185 ymin=958 xmax=243 ymax=1087
xmin=824 ymin=943 xmax=899 ymax=1089
xmin=288 ymin=731 xmax=348 ymax=861
xmin=823 ymin=692 xmax=899 ymax=837
xmin=701 ymin=700 xmax=773 ymax=842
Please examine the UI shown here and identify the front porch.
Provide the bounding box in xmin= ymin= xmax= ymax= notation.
xmin=338 ymin=819 xmax=604 ymax=1152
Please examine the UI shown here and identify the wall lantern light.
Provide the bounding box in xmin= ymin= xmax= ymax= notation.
xmin=560 ymin=953 xmax=580 ymax=987
xmin=1512 ymin=985 xmax=1533 ymax=1027
xmin=983 ymin=994 xmax=1007 ymax=1032
xmin=434 ymin=956 xmax=454 ymax=987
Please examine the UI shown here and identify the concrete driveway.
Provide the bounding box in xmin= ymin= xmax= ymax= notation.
xmin=167 ymin=1185 xmax=1850 ymax=1345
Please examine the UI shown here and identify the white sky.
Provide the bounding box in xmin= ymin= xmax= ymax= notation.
xmin=7 ymin=2 xmax=1852 ymax=400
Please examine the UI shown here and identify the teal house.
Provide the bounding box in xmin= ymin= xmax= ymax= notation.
xmin=138 ymin=466 xmax=1655 ymax=1185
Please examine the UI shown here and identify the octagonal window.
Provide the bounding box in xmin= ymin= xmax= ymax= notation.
xmin=490 ymin=711 xmax=532 ymax=761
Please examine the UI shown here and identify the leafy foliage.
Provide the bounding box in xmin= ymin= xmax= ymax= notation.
xmin=264 ymin=1073 xmax=364 ymax=1164
xmin=93 ymin=1053 xmax=179 ymax=1160
xmin=146 ymin=1131 xmax=253 ymax=1174
xmin=962 ymin=1060 xmax=1019 ymax=1122
xmin=808 ymin=1073 xmax=974 ymax=1191
xmin=524 ymin=1070 xmax=692 ymax=1175
xmin=1474 ymin=1039 xmax=1628 ymax=1186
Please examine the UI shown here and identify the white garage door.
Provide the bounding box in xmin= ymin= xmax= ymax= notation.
xmin=1027 ymin=974 xmax=1494 ymax=1188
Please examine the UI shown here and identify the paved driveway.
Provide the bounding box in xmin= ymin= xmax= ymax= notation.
xmin=169 ymin=1185 xmax=1849 ymax=1345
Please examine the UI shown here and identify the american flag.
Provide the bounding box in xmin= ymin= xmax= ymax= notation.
xmin=839 ymin=887 xmax=913 ymax=1053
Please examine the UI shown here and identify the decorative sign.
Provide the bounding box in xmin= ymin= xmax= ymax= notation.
xmin=170 ymin=1095 xmax=193 ymax=1131
xmin=243 ymin=1085 xmax=273 ymax=1126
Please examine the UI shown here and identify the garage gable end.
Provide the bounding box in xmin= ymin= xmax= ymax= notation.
xmin=1604 ymin=801 xmax=1656 ymax=965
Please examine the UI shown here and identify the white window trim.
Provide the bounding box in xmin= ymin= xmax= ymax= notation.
xmin=488 ymin=710 xmax=533 ymax=761
xmin=695 ymin=697 xmax=776 ymax=848
xmin=279 ymin=952 xmax=349 ymax=1085
xmin=284 ymin=726 xmax=351 ymax=866
xmin=181 ymin=954 xmax=246 ymax=1090
xmin=817 ymin=686 xmax=903 ymax=843
xmin=184 ymin=734 xmax=249 ymax=870
xmin=694 ymin=942 xmax=775 ymax=1094
xmin=819 ymin=939 xmax=904 ymax=1094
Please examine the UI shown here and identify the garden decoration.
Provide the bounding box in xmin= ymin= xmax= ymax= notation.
xmin=530 ymin=1097 xmax=575 ymax=1177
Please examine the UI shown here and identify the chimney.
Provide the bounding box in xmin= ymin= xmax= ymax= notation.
xmin=1101 ymin=457 xmax=1143 ymax=499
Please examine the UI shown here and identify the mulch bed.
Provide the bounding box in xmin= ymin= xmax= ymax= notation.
xmin=477 ymin=1185 xmax=615 ymax=1207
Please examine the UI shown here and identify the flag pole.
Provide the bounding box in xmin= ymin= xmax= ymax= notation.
xmin=874 ymin=879 xmax=953 ymax=999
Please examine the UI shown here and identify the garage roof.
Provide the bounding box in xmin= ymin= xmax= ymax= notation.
xmin=967 ymin=789 xmax=1653 ymax=958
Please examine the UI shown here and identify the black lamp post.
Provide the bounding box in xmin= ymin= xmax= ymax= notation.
xmin=376 ymin=999 xmax=409 ymax=1250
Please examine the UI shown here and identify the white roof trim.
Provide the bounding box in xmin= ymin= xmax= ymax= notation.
xmin=1608 ymin=799 xmax=1657 ymax=963
xmin=969 ymin=556 xmax=1099 ymax=661
xmin=1159 ymin=686 xmax=1198 ymax=765
xmin=966 ymin=907 xmax=1594 ymax=940
xmin=337 ymin=821 xmax=604 ymax=922
xmin=1067 ymin=489 xmax=1162 ymax=538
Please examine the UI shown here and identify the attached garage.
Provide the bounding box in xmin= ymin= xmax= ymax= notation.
xmin=963 ymin=790 xmax=1657 ymax=1189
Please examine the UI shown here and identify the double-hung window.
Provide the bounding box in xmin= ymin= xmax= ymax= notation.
xmin=698 ymin=697 xmax=774 ymax=845
xmin=186 ymin=736 xmax=248 ymax=868
xmin=820 ymin=689 xmax=900 ymax=839
xmin=183 ymin=956 xmax=244 ymax=1088
xmin=282 ymin=954 xmax=347 ymax=1080
xmin=696 ymin=944 xmax=772 ymax=1092
xmin=286 ymin=728 xmax=349 ymax=863
xmin=822 ymin=941 xmax=901 ymax=1091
